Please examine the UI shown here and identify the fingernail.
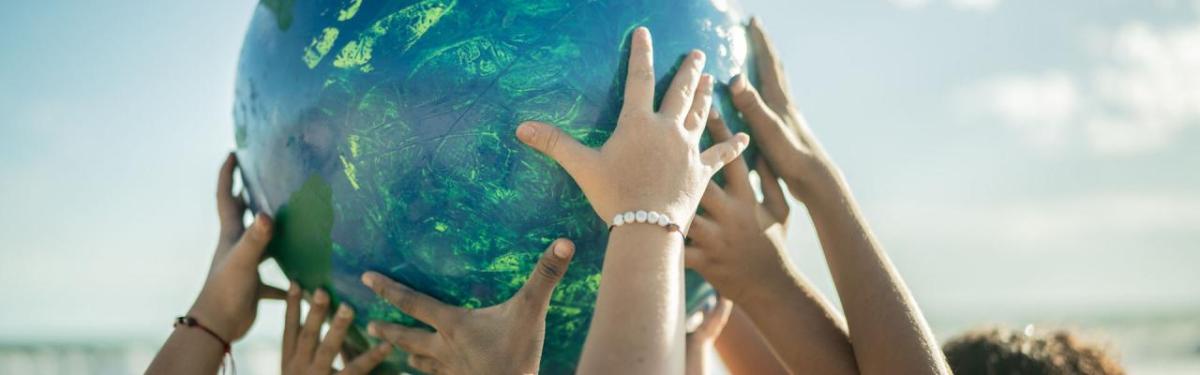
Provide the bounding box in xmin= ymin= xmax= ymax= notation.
xmin=361 ymin=273 xmax=376 ymax=288
xmin=253 ymin=213 xmax=271 ymax=233
xmin=553 ymin=240 xmax=573 ymax=259
xmin=750 ymin=16 xmax=762 ymax=28
xmin=517 ymin=123 xmax=536 ymax=141
xmin=367 ymin=322 xmax=379 ymax=336
xmin=731 ymin=75 xmax=746 ymax=91
xmin=288 ymin=282 xmax=300 ymax=296
xmin=692 ymin=50 xmax=706 ymax=65
xmin=314 ymin=289 xmax=329 ymax=304
xmin=337 ymin=304 xmax=352 ymax=318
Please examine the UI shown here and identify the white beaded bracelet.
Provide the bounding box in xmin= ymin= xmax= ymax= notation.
xmin=609 ymin=210 xmax=683 ymax=236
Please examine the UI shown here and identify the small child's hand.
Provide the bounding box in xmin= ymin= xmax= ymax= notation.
xmin=187 ymin=153 xmax=287 ymax=343
xmin=516 ymin=27 xmax=749 ymax=226
xmin=685 ymin=112 xmax=793 ymax=303
xmin=362 ymin=239 xmax=576 ymax=375
xmin=281 ymin=285 xmax=391 ymax=374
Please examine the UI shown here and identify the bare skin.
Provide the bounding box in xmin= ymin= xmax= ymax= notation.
xmin=727 ymin=17 xmax=950 ymax=375
xmin=147 ymin=153 xmax=288 ymax=375
xmin=688 ymin=111 xmax=858 ymax=375
xmin=362 ymin=239 xmax=576 ymax=375
xmin=281 ymin=285 xmax=392 ymax=374
xmin=516 ymin=27 xmax=749 ymax=375
xmin=713 ymin=307 xmax=790 ymax=375
xmin=685 ymin=299 xmax=733 ymax=375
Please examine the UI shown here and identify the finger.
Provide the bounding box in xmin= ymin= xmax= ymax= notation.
xmin=696 ymin=298 xmax=734 ymax=338
xmin=296 ymin=289 xmax=331 ymax=360
xmin=407 ymin=354 xmax=440 ymax=374
xmin=339 ymin=343 xmax=392 ymax=375
xmin=216 ymin=153 xmax=246 ymax=242
xmin=700 ymin=132 xmax=751 ymax=174
xmin=516 ymin=239 xmax=575 ymax=306
xmin=706 ymin=109 xmax=752 ymax=196
xmin=749 ymin=17 xmax=792 ymax=112
xmin=756 ymin=158 xmax=790 ymax=221
xmin=686 ymin=214 xmax=719 ymax=246
xmin=659 ymin=50 xmax=706 ymax=119
xmin=282 ymin=282 xmax=301 ymax=360
xmin=684 ymin=74 xmax=715 ymax=132
xmin=684 ymin=246 xmax=707 ymax=270
xmin=362 ymin=272 xmax=457 ymax=326
xmin=258 ymin=282 xmax=288 ymax=300
xmin=516 ymin=121 xmax=601 ymax=181
xmin=730 ymin=74 xmax=795 ymax=163
xmin=226 ymin=213 xmax=274 ymax=269
xmin=313 ymin=304 xmax=354 ymax=368
xmin=368 ymin=322 xmax=437 ymax=356
xmin=697 ymin=181 xmax=729 ymax=217
xmin=623 ymin=27 xmax=655 ymax=112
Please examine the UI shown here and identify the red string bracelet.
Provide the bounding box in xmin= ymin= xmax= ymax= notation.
xmin=175 ymin=316 xmax=236 ymax=375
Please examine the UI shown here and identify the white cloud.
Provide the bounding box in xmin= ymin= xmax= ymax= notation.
xmin=887 ymin=0 xmax=931 ymax=10
xmin=875 ymin=189 xmax=1200 ymax=254
xmin=949 ymin=0 xmax=1000 ymax=12
xmin=886 ymin=0 xmax=999 ymax=12
xmin=966 ymin=18 xmax=1200 ymax=155
xmin=968 ymin=72 xmax=1080 ymax=146
xmin=1085 ymin=21 xmax=1200 ymax=154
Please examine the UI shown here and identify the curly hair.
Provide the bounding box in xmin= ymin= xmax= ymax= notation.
xmin=942 ymin=326 xmax=1125 ymax=375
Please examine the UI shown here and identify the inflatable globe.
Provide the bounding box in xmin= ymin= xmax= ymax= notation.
xmin=234 ymin=0 xmax=752 ymax=372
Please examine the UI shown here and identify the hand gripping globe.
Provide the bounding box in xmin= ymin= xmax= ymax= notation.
xmin=234 ymin=0 xmax=754 ymax=372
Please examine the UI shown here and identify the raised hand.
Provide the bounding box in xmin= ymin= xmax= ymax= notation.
xmin=730 ymin=18 xmax=841 ymax=204
xmin=686 ymin=110 xmax=792 ymax=302
xmin=282 ymin=285 xmax=392 ymax=374
xmin=516 ymin=26 xmax=749 ymax=227
xmin=688 ymin=112 xmax=857 ymax=375
xmin=362 ymin=239 xmax=576 ymax=375
xmin=148 ymin=153 xmax=289 ymax=375
xmin=731 ymin=17 xmax=950 ymax=375
xmin=188 ymin=153 xmax=287 ymax=342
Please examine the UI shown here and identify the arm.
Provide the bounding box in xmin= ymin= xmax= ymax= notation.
xmin=687 ymin=113 xmax=858 ymax=375
xmin=729 ymin=17 xmax=949 ymax=375
xmin=686 ymin=299 xmax=733 ymax=375
xmin=147 ymin=153 xmax=286 ymax=374
xmin=713 ymin=307 xmax=789 ymax=375
xmin=515 ymin=27 xmax=749 ymax=375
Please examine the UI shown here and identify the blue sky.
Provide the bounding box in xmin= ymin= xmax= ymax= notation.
xmin=1 ymin=0 xmax=1198 ymax=371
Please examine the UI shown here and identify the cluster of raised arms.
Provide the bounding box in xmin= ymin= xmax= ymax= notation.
xmin=147 ymin=18 xmax=950 ymax=375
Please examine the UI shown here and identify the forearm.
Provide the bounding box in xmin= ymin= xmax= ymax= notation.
xmin=578 ymin=224 xmax=687 ymax=375
xmin=806 ymin=179 xmax=948 ymax=375
xmin=713 ymin=307 xmax=790 ymax=375
xmin=145 ymin=327 xmax=226 ymax=375
xmin=737 ymin=268 xmax=858 ymax=375
xmin=686 ymin=341 xmax=709 ymax=375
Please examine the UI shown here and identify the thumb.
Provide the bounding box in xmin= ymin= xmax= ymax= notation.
xmin=228 ymin=213 xmax=273 ymax=269
xmin=516 ymin=239 xmax=576 ymax=306
xmin=516 ymin=121 xmax=598 ymax=179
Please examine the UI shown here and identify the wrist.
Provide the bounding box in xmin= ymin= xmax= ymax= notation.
xmin=187 ymin=296 xmax=237 ymax=342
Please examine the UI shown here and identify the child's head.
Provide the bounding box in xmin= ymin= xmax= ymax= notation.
xmin=942 ymin=325 xmax=1124 ymax=375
